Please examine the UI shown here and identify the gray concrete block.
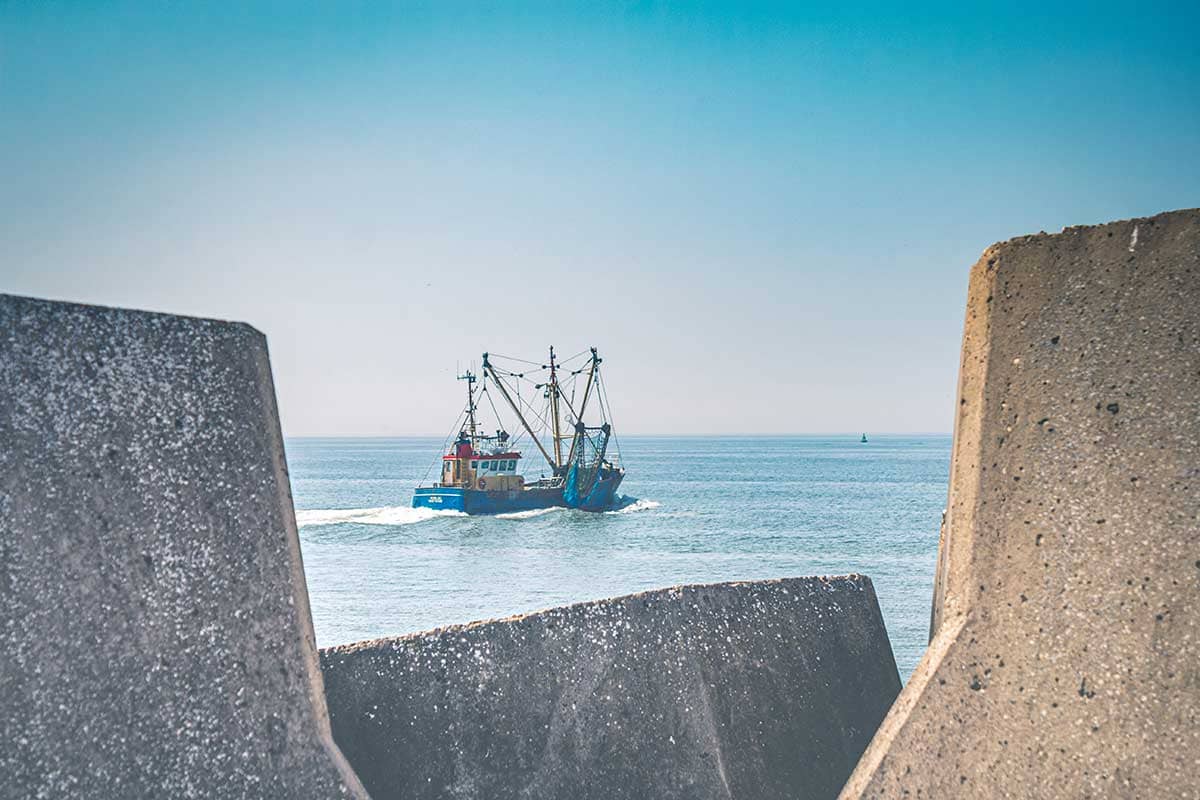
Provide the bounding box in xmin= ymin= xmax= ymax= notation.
xmin=322 ymin=575 xmax=900 ymax=800
xmin=841 ymin=209 xmax=1200 ymax=798
xmin=0 ymin=295 xmax=368 ymax=799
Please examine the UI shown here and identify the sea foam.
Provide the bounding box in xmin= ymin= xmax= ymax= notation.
xmin=495 ymin=506 xmax=567 ymax=520
xmin=295 ymin=506 xmax=466 ymax=527
xmin=605 ymin=498 xmax=662 ymax=515
xmin=296 ymin=500 xmax=659 ymax=526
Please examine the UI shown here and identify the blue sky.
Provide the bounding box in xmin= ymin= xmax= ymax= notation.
xmin=2 ymin=2 xmax=1197 ymax=435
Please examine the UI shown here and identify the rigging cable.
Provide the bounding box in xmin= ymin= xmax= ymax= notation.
xmin=559 ymin=348 xmax=590 ymax=365
xmin=418 ymin=405 xmax=469 ymax=487
xmin=488 ymin=353 xmax=542 ymax=368
xmin=508 ymin=373 xmax=526 ymax=450
xmin=488 ymin=367 xmax=556 ymax=458
xmin=597 ymin=369 xmax=622 ymax=465
xmin=510 ymin=373 xmax=555 ymax=433
xmin=481 ymin=383 xmax=505 ymax=441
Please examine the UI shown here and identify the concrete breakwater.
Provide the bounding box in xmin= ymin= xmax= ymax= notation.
xmin=0 ymin=296 xmax=367 ymax=799
xmin=321 ymin=576 xmax=901 ymax=800
xmin=841 ymin=208 xmax=1200 ymax=798
xmin=2 ymin=206 xmax=1196 ymax=799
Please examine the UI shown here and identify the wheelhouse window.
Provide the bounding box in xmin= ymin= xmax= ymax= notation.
xmin=507 ymin=460 xmax=516 ymax=470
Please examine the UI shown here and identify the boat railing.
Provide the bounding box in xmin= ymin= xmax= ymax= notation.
xmin=525 ymin=476 xmax=565 ymax=490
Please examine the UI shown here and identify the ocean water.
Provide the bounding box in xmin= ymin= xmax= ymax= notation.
xmin=289 ymin=435 xmax=951 ymax=679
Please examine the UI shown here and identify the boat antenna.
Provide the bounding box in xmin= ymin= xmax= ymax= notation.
xmin=458 ymin=369 xmax=478 ymax=441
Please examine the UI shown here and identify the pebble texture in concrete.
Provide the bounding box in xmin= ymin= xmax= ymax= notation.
xmin=322 ymin=575 xmax=900 ymax=800
xmin=840 ymin=209 xmax=1200 ymax=798
xmin=0 ymin=295 xmax=368 ymax=799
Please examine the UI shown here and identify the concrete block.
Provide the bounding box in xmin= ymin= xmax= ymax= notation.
xmin=322 ymin=576 xmax=900 ymax=800
xmin=841 ymin=209 xmax=1200 ymax=798
xmin=0 ymin=295 xmax=368 ymax=798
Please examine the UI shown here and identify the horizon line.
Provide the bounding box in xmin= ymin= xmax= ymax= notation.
xmin=283 ymin=432 xmax=954 ymax=439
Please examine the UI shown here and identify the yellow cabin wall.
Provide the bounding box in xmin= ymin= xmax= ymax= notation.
xmin=443 ymin=456 xmax=525 ymax=490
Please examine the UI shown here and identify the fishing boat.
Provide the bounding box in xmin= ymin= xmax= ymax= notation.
xmin=412 ymin=347 xmax=625 ymax=514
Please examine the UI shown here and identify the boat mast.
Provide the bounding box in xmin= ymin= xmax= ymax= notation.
xmin=458 ymin=369 xmax=478 ymax=441
xmin=565 ymin=348 xmax=600 ymax=466
xmin=481 ymin=353 xmax=557 ymax=471
xmin=548 ymin=346 xmax=564 ymax=469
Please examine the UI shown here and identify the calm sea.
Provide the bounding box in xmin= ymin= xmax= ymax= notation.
xmin=288 ymin=435 xmax=950 ymax=679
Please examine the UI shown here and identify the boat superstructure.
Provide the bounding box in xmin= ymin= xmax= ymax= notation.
xmin=412 ymin=347 xmax=625 ymax=514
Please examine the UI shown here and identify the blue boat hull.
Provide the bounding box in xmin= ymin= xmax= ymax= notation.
xmin=412 ymin=472 xmax=623 ymax=515
xmin=570 ymin=471 xmax=624 ymax=511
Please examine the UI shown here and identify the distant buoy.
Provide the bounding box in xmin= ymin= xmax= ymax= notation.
xmin=861 ymin=433 xmax=868 ymax=443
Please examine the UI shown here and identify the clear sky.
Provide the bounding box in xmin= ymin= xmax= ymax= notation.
xmin=2 ymin=2 xmax=1197 ymax=435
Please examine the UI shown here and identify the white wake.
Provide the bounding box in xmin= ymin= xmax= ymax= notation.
xmin=495 ymin=506 xmax=568 ymax=520
xmin=295 ymin=506 xmax=466 ymax=528
xmin=605 ymin=498 xmax=662 ymax=515
xmin=296 ymin=498 xmax=661 ymax=526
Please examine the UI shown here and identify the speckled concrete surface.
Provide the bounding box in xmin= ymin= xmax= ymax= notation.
xmin=841 ymin=208 xmax=1200 ymax=799
xmin=0 ymin=296 xmax=367 ymax=799
xmin=322 ymin=575 xmax=900 ymax=800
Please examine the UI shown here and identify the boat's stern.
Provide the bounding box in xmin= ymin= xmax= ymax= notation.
xmin=412 ymin=486 xmax=467 ymax=512
xmin=566 ymin=466 xmax=625 ymax=511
